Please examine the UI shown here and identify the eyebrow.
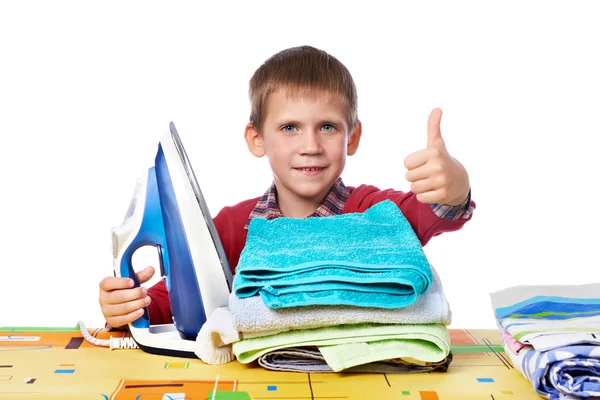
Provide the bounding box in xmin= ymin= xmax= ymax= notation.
xmin=275 ymin=118 xmax=345 ymax=127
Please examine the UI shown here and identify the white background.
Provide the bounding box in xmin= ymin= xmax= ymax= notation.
xmin=1 ymin=1 xmax=599 ymax=330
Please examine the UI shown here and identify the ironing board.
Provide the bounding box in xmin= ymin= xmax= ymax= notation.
xmin=0 ymin=326 xmax=541 ymax=399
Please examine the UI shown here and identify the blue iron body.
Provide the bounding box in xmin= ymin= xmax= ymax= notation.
xmin=112 ymin=122 xmax=232 ymax=358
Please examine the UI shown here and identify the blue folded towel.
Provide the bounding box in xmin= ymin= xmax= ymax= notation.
xmin=233 ymin=200 xmax=432 ymax=309
xmin=504 ymin=344 xmax=600 ymax=399
xmin=490 ymin=284 xmax=600 ymax=351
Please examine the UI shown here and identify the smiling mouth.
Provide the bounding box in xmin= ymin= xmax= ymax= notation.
xmin=294 ymin=167 xmax=326 ymax=171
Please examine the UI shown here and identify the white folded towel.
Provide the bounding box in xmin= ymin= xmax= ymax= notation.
xmin=231 ymin=264 xmax=451 ymax=337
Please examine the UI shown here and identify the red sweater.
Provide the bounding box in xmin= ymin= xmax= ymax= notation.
xmin=147 ymin=184 xmax=475 ymax=325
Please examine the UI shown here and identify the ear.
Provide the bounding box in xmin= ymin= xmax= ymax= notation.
xmin=244 ymin=123 xmax=265 ymax=157
xmin=347 ymin=120 xmax=362 ymax=156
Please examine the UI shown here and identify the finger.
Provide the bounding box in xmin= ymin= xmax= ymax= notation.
xmin=106 ymin=308 xmax=146 ymax=330
xmin=103 ymin=286 xmax=148 ymax=305
xmin=416 ymin=188 xmax=448 ymax=204
xmin=99 ymin=276 xmax=134 ymax=292
xmin=103 ymin=296 xmax=151 ymax=318
xmin=405 ymin=164 xmax=433 ymax=183
xmin=410 ymin=178 xmax=439 ymax=195
xmin=427 ymin=108 xmax=445 ymax=149
xmin=404 ymin=149 xmax=430 ymax=170
xmin=136 ymin=266 xmax=156 ymax=285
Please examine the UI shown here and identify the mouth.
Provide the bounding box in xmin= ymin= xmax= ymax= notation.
xmin=293 ymin=166 xmax=327 ymax=176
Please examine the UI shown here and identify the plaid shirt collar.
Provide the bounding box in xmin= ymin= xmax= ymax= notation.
xmin=244 ymin=177 xmax=350 ymax=230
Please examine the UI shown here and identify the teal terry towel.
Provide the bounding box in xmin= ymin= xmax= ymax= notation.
xmin=233 ymin=200 xmax=432 ymax=309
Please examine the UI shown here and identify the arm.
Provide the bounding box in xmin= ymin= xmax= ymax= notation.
xmin=346 ymin=109 xmax=476 ymax=244
xmin=146 ymin=279 xmax=172 ymax=325
xmin=346 ymin=184 xmax=475 ymax=246
xmin=430 ymin=188 xmax=474 ymax=221
xmin=402 ymin=107 xmax=475 ymax=243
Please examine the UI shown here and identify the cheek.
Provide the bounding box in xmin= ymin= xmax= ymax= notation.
xmin=330 ymin=138 xmax=348 ymax=160
xmin=266 ymin=144 xmax=291 ymax=166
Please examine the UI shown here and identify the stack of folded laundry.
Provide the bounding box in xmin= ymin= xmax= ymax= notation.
xmin=490 ymin=284 xmax=600 ymax=399
xmin=222 ymin=200 xmax=453 ymax=373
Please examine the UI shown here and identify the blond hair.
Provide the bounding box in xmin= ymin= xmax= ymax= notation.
xmin=249 ymin=46 xmax=358 ymax=133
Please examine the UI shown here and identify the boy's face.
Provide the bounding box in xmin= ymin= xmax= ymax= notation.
xmin=246 ymin=89 xmax=361 ymax=205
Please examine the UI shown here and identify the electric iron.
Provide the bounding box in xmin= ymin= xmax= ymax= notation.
xmin=111 ymin=122 xmax=233 ymax=358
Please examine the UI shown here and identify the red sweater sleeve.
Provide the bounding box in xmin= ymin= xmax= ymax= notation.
xmin=344 ymin=185 xmax=475 ymax=246
xmin=146 ymin=198 xmax=256 ymax=325
xmin=146 ymin=280 xmax=172 ymax=325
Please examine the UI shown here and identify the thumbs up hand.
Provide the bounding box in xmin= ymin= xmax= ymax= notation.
xmin=404 ymin=108 xmax=470 ymax=206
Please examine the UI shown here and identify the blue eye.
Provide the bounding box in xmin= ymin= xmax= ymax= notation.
xmin=282 ymin=125 xmax=297 ymax=133
xmin=322 ymin=124 xmax=335 ymax=132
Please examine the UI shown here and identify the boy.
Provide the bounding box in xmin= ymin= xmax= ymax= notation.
xmin=99 ymin=45 xmax=475 ymax=329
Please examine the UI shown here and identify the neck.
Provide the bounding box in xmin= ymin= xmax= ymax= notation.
xmin=275 ymin=186 xmax=330 ymax=219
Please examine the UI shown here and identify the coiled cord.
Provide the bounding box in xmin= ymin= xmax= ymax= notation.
xmin=77 ymin=320 xmax=139 ymax=350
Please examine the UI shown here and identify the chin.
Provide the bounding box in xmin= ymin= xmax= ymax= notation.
xmin=291 ymin=182 xmax=334 ymax=199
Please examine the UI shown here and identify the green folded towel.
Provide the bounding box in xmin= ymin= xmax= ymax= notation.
xmin=319 ymin=339 xmax=447 ymax=372
xmin=233 ymin=323 xmax=450 ymax=372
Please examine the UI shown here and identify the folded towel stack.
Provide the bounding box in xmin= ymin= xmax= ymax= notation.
xmin=490 ymin=284 xmax=600 ymax=399
xmin=223 ymin=200 xmax=452 ymax=373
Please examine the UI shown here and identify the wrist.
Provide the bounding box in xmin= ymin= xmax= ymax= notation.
xmin=446 ymin=192 xmax=469 ymax=206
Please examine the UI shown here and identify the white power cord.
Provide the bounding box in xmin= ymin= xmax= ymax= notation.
xmin=77 ymin=320 xmax=139 ymax=350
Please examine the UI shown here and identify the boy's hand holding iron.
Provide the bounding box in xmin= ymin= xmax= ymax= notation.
xmin=98 ymin=266 xmax=155 ymax=329
xmin=404 ymin=108 xmax=470 ymax=206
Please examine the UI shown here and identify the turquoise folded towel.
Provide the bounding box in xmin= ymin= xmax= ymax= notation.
xmin=233 ymin=200 xmax=432 ymax=309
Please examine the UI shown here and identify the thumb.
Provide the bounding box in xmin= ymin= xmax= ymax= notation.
xmin=427 ymin=108 xmax=445 ymax=149
xmin=136 ymin=266 xmax=155 ymax=285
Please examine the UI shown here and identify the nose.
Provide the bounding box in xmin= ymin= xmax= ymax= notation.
xmin=299 ymin=130 xmax=323 ymax=155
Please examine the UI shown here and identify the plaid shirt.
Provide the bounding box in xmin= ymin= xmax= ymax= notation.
xmin=244 ymin=178 xmax=473 ymax=229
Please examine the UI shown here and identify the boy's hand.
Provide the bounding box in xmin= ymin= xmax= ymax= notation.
xmin=404 ymin=108 xmax=470 ymax=206
xmin=98 ymin=266 xmax=155 ymax=329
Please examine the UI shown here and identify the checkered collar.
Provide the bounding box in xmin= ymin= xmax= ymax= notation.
xmin=244 ymin=177 xmax=350 ymax=230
